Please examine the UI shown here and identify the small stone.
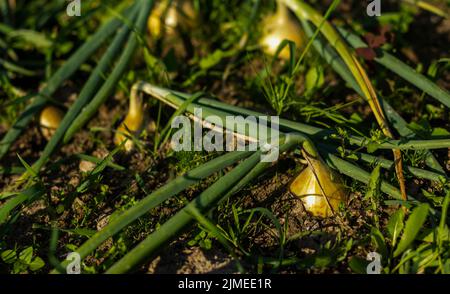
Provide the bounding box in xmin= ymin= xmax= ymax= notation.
xmin=79 ymin=160 xmax=96 ymax=173
xmin=96 ymin=214 xmax=110 ymax=231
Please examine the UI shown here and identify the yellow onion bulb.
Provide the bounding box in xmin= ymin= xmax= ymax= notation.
xmin=39 ymin=106 xmax=64 ymax=140
xmin=114 ymin=93 xmax=146 ymax=152
xmin=290 ymin=153 xmax=347 ymax=218
xmin=260 ymin=3 xmax=305 ymax=60
xmin=147 ymin=0 xmax=197 ymax=39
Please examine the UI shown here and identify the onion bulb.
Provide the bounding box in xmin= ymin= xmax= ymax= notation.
xmin=39 ymin=105 xmax=64 ymax=140
xmin=290 ymin=148 xmax=347 ymax=218
xmin=147 ymin=0 xmax=197 ymax=39
xmin=260 ymin=3 xmax=305 ymax=60
xmin=114 ymin=90 xmax=146 ymax=152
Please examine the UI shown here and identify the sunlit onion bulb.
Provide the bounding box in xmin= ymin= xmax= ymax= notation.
xmin=147 ymin=0 xmax=197 ymax=39
xmin=290 ymin=152 xmax=347 ymax=218
xmin=260 ymin=3 xmax=305 ymax=60
xmin=114 ymin=93 xmax=145 ymax=152
xmin=39 ymin=106 xmax=64 ymax=140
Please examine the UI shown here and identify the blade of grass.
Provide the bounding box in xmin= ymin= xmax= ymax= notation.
xmin=0 ymin=58 xmax=39 ymax=76
xmin=16 ymin=154 xmax=37 ymax=178
xmin=75 ymin=154 xmax=125 ymax=171
xmin=0 ymin=2 xmax=140 ymax=160
xmin=48 ymin=228 xmax=66 ymax=274
xmin=0 ymin=0 xmax=11 ymax=25
xmin=185 ymin=206 xmax=245 ymax=272
xmin=393 ymin=203 xmax=430 ymax=257
xmin=402 ymin=0 xmax=449 ymax=18
xmin=0 ymin=184 xmax=45 ymax=225
xmin=438 ymin=190 xmax=450 ymax=252
xmin=33 ymin=224 xmax=96 ymax=238
xmin=0 ymin=166 xmax=26 ymax=175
